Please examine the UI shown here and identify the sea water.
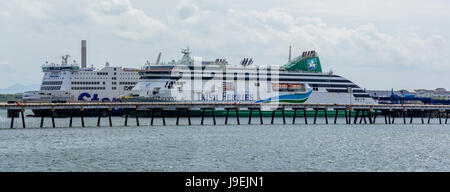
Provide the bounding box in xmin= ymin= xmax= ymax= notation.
xmin=0 ymin=110 xmax=449 ymax=171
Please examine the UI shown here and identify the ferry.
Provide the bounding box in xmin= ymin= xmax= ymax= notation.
xmin=122 ymin=48 xmax=374 ymax=105
xmin=23 ymin=41 xmax=140 ymax=116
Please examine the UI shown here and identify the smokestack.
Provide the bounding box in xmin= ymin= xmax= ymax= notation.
xmin=81 ymin=40 xmax=86 ymax=68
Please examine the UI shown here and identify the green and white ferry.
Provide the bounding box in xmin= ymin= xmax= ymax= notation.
xmin=123 ymin=48 xmax=374 ymax=106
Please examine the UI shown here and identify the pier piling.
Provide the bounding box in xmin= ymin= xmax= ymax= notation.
xmin=386 ymin=110 xmax=390 ymax=124
xmin=225 ymin=108 xmax=230 ymax=125
xmin=212 ymin=108 xmax=216 ymax=125
xmin=421 ymin=109 xmax=425 ymax=124
xmin=40 ymin=114 xmax=44 ymax=128
xmin=201 ymin=108 xmax=205 ymax=125
xmin=51 ymin=108 xmax=55 ymax=128
xmin=80 ymin=108 xmax=85 ymax=127
xmin=175 ymin=108 xmax=191 ymax=125
xmin=124 ymin=109 xmax=128 ymax=126
xmin=438 ymin=110 xmax=442 ymax=124
xmin=150 ymin=109 xmax=154 ymax=126
xmin=108 ymin=107 xmax=112 ymax=127
xmin=187 ymin=108 xmax=192 ymax=125
xmin=259 ymin=108 xmax=263 ymax=125
xmin=314 ymin=108 xmax=318 ymax=124
xmin=334 ymin=109 xmax=339 ymax=124
xmin=445 ymin=110 xmax=448 ymax=124
xmin=271 ymin=110 xmax=275 ymax=124
xmin=176 ymin=108 xmax=181 ymax=125
xmin=403 ymin=109 xmax=407 ymax=124
xmin=21 ymin=108 xmax=25 ymax=128
xmin=353 ymin=110 xmax=359 ymax=124
xmin=135 ymin=106 xmax=139 ymax=126
xmin=373 ymin=110 xmax=377 ymax=124
xmin=10 ymin=110 xmax=15 ymax=128
xmin=346 ymin=109 xmax=348 ymax=125
xmin=292 ymin=108 xmax=297 ymax=124
xmin=161 ymin=109 xmax=166 ymax=126
xmin=236 ymin=108 xmax=240 ymax=125
xmin=97 ymin=109 xmax=101 ymax=127
xmin=348 ymin=109 xmax=352 ymax=124
xmin=303 ymin=108 xmax=308 ymax=124
xmin=410 ymin=110 xmax=414 ymax=124
xmin=384 ymin=110 xmax=388 ymax=124
xmin=248 ymin=108 xmax=253 ymax=125
xmin=69 ymin=109 xmax=73 ymax=127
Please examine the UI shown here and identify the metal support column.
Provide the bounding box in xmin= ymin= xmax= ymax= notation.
xmin=334 ymin=109 xmax=338 ymax=124
xmin=303 ymin=108 xmax=308 ymax=124
xmin=292 ymin=108 xmax=297 ymax=124
xmin=20 ymin=108 xmax=25 ymax=128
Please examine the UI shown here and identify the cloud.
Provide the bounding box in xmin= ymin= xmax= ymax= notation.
xmin=14 ymin=0 xmax=52 ymax=20
xmin=0 ymin=0 xmax=449 ymax=90
xmin=0 ymin=61 xmax=15 ymax=74
xmin=88 ymin=0 xmax=166 ymax=41
xmin=165 ymin=3 xmax=450 ymax=73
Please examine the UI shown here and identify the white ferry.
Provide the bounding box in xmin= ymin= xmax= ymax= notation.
xmin=122 ymin=48 xmax=375 ymax=105
xmin=23 ymin=56 xmax=139 ymax=103
xmin=23 ymin=41 xmax=140 ymax=116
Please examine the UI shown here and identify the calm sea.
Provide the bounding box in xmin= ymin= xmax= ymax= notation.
xmin=0 ymin=110 xmax=449 ymax=171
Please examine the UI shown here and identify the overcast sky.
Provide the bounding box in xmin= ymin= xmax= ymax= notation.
xmin=0 ymin=0 xmax=449 ymax=90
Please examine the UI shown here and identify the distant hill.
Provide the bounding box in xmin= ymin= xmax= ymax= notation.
xmin=0 ymin=83 xmax=40 ymax=94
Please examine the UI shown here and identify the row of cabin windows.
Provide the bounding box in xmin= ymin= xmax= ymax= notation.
xmin=71 ymin=81 xmax=101 ymax=85
xmin=71 ymin=87 xmax=106 ymax=90
xmin=41 ymin=86 xmax=61 ymax=90
xmin=42 ymin=81 xmax=63 ymax=85
xmin=119 ymin=82 xmax=137 ymax=85
xmin=72 ymin=77 xmax=108 ymax=80
xmin=71 ymin=77 xmax=138 ymax=80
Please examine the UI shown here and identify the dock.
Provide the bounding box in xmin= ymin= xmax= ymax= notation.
xmin=1 ymin=102 xmax=449 ymax=128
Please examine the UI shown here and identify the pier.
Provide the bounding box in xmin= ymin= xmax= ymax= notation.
xmin=1 ymin=102 xmax=449 ymax=128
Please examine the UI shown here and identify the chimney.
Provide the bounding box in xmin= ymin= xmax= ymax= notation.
xmin=81 ymin=40 xmax=86 ymax=68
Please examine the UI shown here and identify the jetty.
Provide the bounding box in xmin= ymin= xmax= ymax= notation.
xmin=1 ymin=102 xmax=449 ymax=128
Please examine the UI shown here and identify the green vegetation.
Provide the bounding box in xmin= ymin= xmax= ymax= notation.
xmin=0 ymin=94 xmax=23 ymax=103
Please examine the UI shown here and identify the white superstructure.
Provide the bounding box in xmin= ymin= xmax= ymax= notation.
xmin=23 ymin=55 xmax=139 ymax=103
xmin=124 ymin=48 xmax=375 ymax=105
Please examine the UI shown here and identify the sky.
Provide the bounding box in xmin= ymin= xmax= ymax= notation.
xmin=0 ymin=0 xmax=449 ymax=90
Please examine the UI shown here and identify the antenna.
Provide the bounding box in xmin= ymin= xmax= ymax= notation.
xmin=156 ymin=52 xmax=161 ymax=64
xmin=288 ymin=45 xmax=291 ymax=62
xmin=61 ymin=54 xmax=70 ymax=66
